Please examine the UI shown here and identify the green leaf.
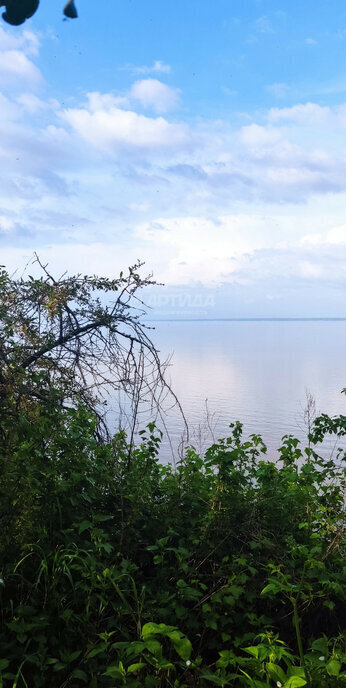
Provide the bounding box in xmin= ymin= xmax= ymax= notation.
xmin=127 ymin=663 xmax=146 ymax=674
xmin=283 ymin=676 xmax=307 ymax=688
xmin=261 ymin=583 xmax=280 ymax=596
xmin=144 ymin=639 xmax=162 ymax=657
xmin=71 ymin=669 xmax=88 ymax=682
xmin=239 ymin=672 xmax=268 ymax=688
xmin=93 ymin=514 xmax=113 ymax=522
xmin=87 ymin=647 xmax=105 ymax=658
xmin=104 ymin=665 xmax=125 ymax=679
xmin=243 ymin=644 xmax=270 ymax=662
xmin=323 ymin=600 xmax=335 ymax=610
xmin=311 ymin=637 xmax=328 ymax=655
xmin=78 ymin=520 xmax=92 ymax=533
xmin=287 ymin=667 xmax=306 ymax=678
xmin=141 ymin=623 xmax=162 ymax=638
xmin=244 ymin=645 xmax=259 ymax=658
xmin=67 ymin=650 xmax=82 ymax=662
xmin=171 ymin=635 xmax=192 ymax=661
xmin=199 ymin=675 xmax=224 ymax=685
xmin=153 ymin=554 xmax=163 ymax=564
xmin=266 ymin=662 xmax=286 ymax=683
xmin=326 ymin=659 xmax=341 ymax=676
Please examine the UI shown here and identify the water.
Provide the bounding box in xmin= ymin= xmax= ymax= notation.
xmin=135 ymin=319 xmax=346 ymax=463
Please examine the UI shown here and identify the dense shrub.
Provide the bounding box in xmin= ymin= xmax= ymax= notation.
xmin=0 ymin=400 xmax=345 ymax=687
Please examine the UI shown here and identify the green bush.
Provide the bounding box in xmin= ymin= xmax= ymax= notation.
xmin=0 ymin=400 xmax=345 ymax=687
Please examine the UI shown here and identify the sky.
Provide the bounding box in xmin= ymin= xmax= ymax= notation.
xmin=0 ymin=0 xmax=346 ymax=318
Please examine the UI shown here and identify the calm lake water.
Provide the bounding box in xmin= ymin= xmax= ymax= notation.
xmin=133 ymin=319 xmax=346 ymax=463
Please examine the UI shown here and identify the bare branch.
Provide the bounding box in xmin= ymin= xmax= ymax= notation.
xmin=0 ymin=257 xmax=188 ymax=446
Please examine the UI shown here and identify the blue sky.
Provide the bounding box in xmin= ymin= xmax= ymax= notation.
xmin=1 ymin=0 xmax=346 ymax=317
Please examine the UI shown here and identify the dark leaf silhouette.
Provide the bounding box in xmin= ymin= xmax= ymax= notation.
xmin=63 ymin=0 xmax=78 ymax=19
xmin=1 ymin=0 xmax=78 ymax=24
xmin=1 ymin=0 xmax=39 ymax=25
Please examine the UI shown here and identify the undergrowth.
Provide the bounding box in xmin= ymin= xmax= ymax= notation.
xmin=0 ymin=400 xmax=345 ymax=687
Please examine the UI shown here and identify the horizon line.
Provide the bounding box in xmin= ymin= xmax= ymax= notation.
xmin=146 ymin=317 xmax=346 ymax=322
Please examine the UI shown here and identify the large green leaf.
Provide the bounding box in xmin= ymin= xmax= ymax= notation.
xmin=283 ymin=676 xmax=307 ymax=688
xmin=326 ymin=659 xmax=342 ymax=676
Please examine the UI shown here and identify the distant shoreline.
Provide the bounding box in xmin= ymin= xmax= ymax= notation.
xmin=147 ymin=317 xmax=346 ymax=322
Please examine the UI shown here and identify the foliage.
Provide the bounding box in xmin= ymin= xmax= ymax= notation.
xmin=0 ymin=257 xmax=179 ymax=442
xmin=0 ymin=390 xmax=345 ymax=686
xmin=0 ymin=0 xmax=77 ymax=26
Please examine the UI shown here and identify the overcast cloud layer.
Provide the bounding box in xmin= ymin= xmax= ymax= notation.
xmin=0 ymin=16 xmax=345 ymax=317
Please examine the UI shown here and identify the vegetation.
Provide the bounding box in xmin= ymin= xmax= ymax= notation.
xmin=0 ymin=257 xmax=180 ymax=443
xmin=0 ymin=263 xmax=345 ymax=687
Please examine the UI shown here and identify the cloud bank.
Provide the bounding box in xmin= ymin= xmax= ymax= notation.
xmin=0 ymin=27 xmax=345 ymax=316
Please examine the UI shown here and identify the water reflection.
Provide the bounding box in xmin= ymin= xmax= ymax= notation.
xmin=109 ymin=321 xmax=346 ymax=463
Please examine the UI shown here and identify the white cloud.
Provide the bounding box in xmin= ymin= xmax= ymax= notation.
xmin=60 ymin=95 xmax=188 ymax=150
xmin=255 ymin=16 xmax=275 ymax=34
xmin=16 ymin=93 xmax=57 ymax=114
xmin=266 ymin=82 xmax=291 ymax=99
xmin=0 ymin=215 xmax=14 ymax=233
xmin=301 ymin=224 xmax=346 ymax=246
xmin=0 ymin=244 xmax=132 ymax=280
xmin=0 ymin=215 xmax=296 ymax=286
xmin=0 ymin=21 xmax=345 ymax=306
xmin=2 ymin=210 xmax=345 ymax=294
xmin=0 ymin=92 xmax=21 ymax=120
xmin=129 ymin=78 xmax=180 ymax=112
xmin=240 ymin=123 xmax=284 ymax=148
xmin=0 ymin=27 xmax=41 ymax=86
xmin=134 ymin=60 xmax=171 ymax=75
xmin=299 ymin=261 xmax=322 ymax=278
xmin=86 ymin=91 xmax=129 ymax=111
xmin=327 ymin=225 xmax=346 ymax=244
xmin=0 ymin=27 xmax=40 ymax=56
xmin=267 ymin=102 xmax=346 ymax=139
xmin=82 ymin=80 xmax=180 ymax=114
xmin=221 ymin=86 xmax=237 ymax=97
xmin=305 ymin=38 xmax=317 ymax=45
xmin=134 ymin=214 xmax=285 ymax=284
xmin=0 ymin=49 xmax=42 ymax=85
xmin=268 ymin=102 xmax=331 ymax=125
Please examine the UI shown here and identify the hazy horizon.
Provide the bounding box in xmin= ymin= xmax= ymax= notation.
xmin=147 ymin=317 xmax=346 ymax=321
